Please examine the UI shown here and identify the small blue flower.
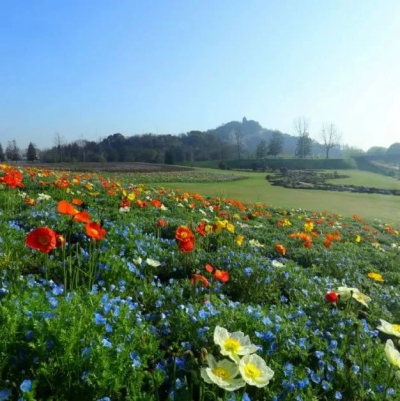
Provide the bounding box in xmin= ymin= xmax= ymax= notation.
xmin=102 ymin=338 xmax=112 ymax=348
xmin=334 ymin=391 xmax=342 ymax=399
xmin=0 ymin=389 xmax=11 ymax=401
xmin=20 ymin=380 xmax=32 ymax=393
xmin=130 ymin=351 xmax=141 ymax=368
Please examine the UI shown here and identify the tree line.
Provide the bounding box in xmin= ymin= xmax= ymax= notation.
xmin=0 ymin=118 xmax=396 ymax=164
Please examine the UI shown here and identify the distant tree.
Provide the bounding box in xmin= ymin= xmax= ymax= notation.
xmin=320 ymin=123 xmax=341 ymax=159
xmin=53 ymin=132 xmax=65 ymax=163
xmin=366 ymin=146 xmax=387 ymax=155
xmin=256 ymin=140 xmax=268 ymax=159
xmin=0 ymin=143 xmax=5 ymax=161
xmin=341 ymin=145 xmax=365 ymax=158
xmin=27 ymin=142 xmax=37 ymax=162
xmin=164 ymin=150 xmax=175 ymax=165
xmin=267 ymin=132 xmax=284 ymax=157
xmin=230 ymin=129 xmax=245 ymax=159
xmin=387 ymin=143 xmax=400 ymax=154
xmin=294 ymin=117 xmax=312 ymax=158
xmin=5 ymin=140 xmax=21 ymax=161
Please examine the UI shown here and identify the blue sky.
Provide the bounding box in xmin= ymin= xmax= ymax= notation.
xmin=1 ymin=0 xmax=399 ymax=150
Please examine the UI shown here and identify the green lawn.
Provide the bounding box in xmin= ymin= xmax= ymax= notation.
xmin=150 ymin=168 xmax=400 ymax=223
xmin=326 ymin=169 xmax=400 ymax=189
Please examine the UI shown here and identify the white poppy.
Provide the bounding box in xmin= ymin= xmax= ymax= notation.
xmin=239 ymin=354 xmax=274 ymax=388
xmin=201 ymin=355 xmax=245 ymax=391
xmin=377 ymin=320 xmax=400 ymax=338
xmin=214 ymin=326 xmax=258 ymax=362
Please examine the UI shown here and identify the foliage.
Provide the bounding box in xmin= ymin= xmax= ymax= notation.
xmin=5 ymin=139 xmax=21 ymax=161
xmin=0 ymin=143 xmax=5 ymax=162
xmin=1 ymin=165 xmax=400 ymax=399
xmin=256 ymin=140 xmax=268 ymax=160
xmin=267 ymin=132 xmax=284 ymax=157
xmin=27 ymin=143 xmax=37 ymax=162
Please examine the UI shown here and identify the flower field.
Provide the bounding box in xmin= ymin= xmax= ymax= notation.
xmin=1 ymin=164 xmax=400 ymax=400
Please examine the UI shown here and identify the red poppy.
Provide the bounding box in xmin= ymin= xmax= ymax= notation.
xmin=190 ymin=274 xmax=210 ymax=287
xmin=151 ymin=199 xmax=162 ymax=208
xmin=26 ymin=227 xmax=57 ymax=253
xmin=205 ymin=263 xmax=214 ymax=273
xmin=56 ymin=234 xmax=66 ymax=247
xmin=157 ymin=219 xmax=168 ymax=227
xmin=214 ymin=269 xmax=229 ymax=283
xmin=120 ymin=198 xmax=131 ymax=208
xmin=85 ymin=222 xmax=107 ymax=240
xmin=178 ymin=239 xmax=195 ymax=253
xmin=197 ymin=221 xmax=206 ymax=237
xmin=175 ymin=226 xmax=194 ymax=242
xmin=325 ymin=291 xmax=338 ymax=303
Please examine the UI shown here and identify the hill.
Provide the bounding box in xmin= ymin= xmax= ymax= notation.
xmin=207 ymin=117 xmax=341 ymax=157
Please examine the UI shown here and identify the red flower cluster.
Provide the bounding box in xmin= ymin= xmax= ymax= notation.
xmin=0 ymin=168 xmax=24 ymax=188
xmin=205 ymin=263 xmax=229 ymax=283
xmin=175 ymin=225 xmax=195 ymax=253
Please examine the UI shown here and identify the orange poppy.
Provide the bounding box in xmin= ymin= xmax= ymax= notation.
xmin=26 ymin=227 xmax=57 ymax=253
xmin=72 ymin=198 xmax=84 ymax=206
xmin=85 ymin=222 xmax=106 ymax=240
xmin=214 ymin=269 xmax=229 ymax=283
xmin=275 ymin=243 xmax=286 ymax=256
xmin=74 ymin=211 xmax=91 ymax=223
xmin=190 ymin=274 xmax=210 ymax=287
xmin=57 ymin=200 xmax=79 ymax=216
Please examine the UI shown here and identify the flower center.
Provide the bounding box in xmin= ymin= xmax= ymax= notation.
xmin=244 ymin=363 xmax=261 ymax=380
xmin=224 ymin=338 xmax=241 ymax=353
xmin=392 ymin=324 xmax=400 ymax=332
xmin=38 ymin=235 xmax=50 ymax=245
xmin=212 ymin=367 xmax=231 ymax=380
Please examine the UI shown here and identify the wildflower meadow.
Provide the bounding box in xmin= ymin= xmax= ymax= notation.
xmin=1 ymin=164 xmax=400 ymax=400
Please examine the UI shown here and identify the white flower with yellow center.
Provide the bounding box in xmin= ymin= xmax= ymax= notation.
xmin=385 ymin=339 xmax=400 ymax=369
xmin=146 ymin=258 xmax=161 ymax=267
xmin=239 ymin=354 xmax=274 ymax=388
xmin=214 ymin=326 xmax=258 ymax=362
xmin=336 ymin=286 xmax=371 ymax=307
xmin=378 ymin=320 xmax=400 ymax=338
xmin=200 ymin=355 xmax=245 ymax=391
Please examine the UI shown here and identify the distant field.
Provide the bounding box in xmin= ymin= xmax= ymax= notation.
xmin=325 ymin=169 xmax=400 ymax=189
xmin=149 ymin=168 xmax=400 ymax=222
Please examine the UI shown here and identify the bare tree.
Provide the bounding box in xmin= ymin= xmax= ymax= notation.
xmin=320 ymin=123 xmax=341 ymax=159
xmin=294 ymin=117 xmax=312 ymax=158
xmin=229 ymin=129 xmax=245 ymax=159
xmin=53 ymin=132 xmax=65 ymax=163
xmin=293 ymin=117 xmax=310 ymax=137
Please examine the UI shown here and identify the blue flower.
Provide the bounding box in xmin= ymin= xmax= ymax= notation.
xmin=130 ymin=351 xmax=141 ymax=368
xmin=244 ymin=267 xmax=253 ymax=277
xmin=20 ymin=380 xmax=32 ymax=393
xmin=102 ymin=338 xmax=112 ymax=348
xmin=0 ymin=389 xmax=11 ymax=401
xmin=335 ymin=391 xmax=342 ymax=399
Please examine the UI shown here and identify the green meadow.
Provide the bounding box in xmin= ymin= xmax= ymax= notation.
xmin=152 ymin=168 xmax=400 ymax=222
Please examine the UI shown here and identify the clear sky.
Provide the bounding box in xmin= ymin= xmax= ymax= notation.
xmin=1 ymin=0 xmax=399 ymax=150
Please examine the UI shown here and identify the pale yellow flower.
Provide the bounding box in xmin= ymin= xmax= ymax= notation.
xmin=238 ymin=354 xmax=274 ymax=388
xmin=377 ymin=320 xmax=400 ymax=338
xmin=214 ymin=326 xmax=258 ymax=362
xmin=385 ymin=340 xmax=400 ymax=369
xmin=201 ymin=355 xmax=245 ymax=391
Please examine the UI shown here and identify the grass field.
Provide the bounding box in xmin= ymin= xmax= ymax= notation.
xmin=325 ymin=169 xmax=400 ymax=189
xmin=150 ymin=168 xmax=400 ymax=222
